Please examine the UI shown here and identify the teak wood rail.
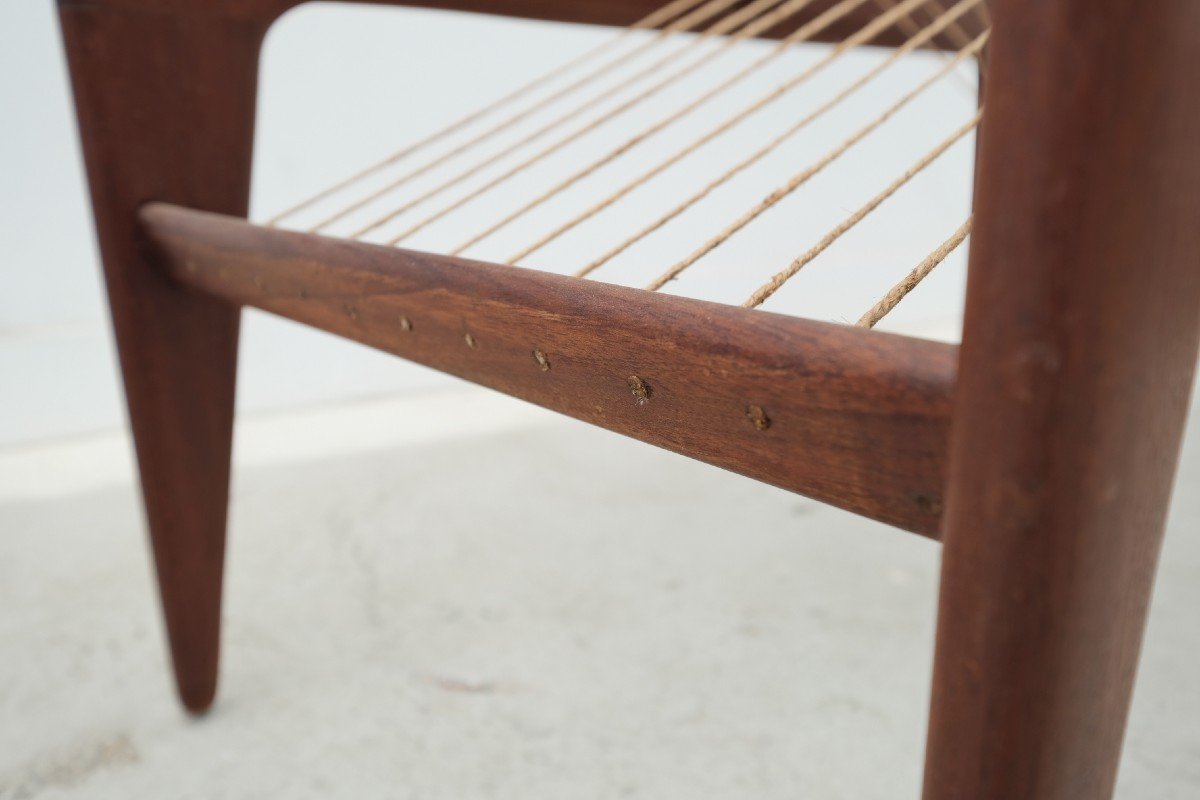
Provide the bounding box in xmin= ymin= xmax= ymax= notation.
xmin=59 ymin=0 xmax=1200 ymax=798
xmin=140 ymin=203 xmax=956 ymax=536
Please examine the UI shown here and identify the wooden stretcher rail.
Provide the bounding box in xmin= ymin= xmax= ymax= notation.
xmin=70 ymin=0 xmax=983 ymax=52
xmin=140 ymin=203 xmax=955 ymax=537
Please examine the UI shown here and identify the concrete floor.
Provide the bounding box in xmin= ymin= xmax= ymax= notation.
xmin=1 ymin=385 xmax=1197 ymax=799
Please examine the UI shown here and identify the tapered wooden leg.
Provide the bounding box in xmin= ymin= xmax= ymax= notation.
xmin=923 ymin=1 xmax=1200 ymax=797
xmin=57 ymin=4 xmax=272 ymax=712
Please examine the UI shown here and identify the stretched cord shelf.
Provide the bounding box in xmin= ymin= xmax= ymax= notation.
xmin=264 ymin=0 xmax=985 ymax=328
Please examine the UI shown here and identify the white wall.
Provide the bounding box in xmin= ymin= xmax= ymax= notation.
xmin=1 ymin=1 xmax=976 ymax=446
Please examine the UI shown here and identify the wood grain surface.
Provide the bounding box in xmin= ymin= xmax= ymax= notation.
xmin=923 ymin=0 xmax=1200 ymax=797
xmin=57 ymin=2 xmax=269 ymax=711
xmin=60 ymin=0 xmax=982 ymax=51
xmin=141 ymin=203 xmax=958 ymax=538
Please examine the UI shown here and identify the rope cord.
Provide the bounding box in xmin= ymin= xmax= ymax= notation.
xmin=265 ymin=0 xmax=710 ymax=226
xmin=311 ymin=0 xmax=753 ymax=233
xmin=855 ymin=216 xmax=971 ymax=327
xmin=741 ymin=109 xmax=981 ymax=307
xmin=643 ymin=29 xmax=987 ymax=291
xmin=916 ymin=0 xmax=973 ymax=48
xmin=919 ymin=0 xmax=986 ymax=80
xmin=926 ymin=0 xmax=987 ymax=80
xmin=383 ymin=0 xmax=839 ymax=246
xmin=580 ymin=2 xmax=981 ymax=279
xmin=510 ymin=0 xmax=982 ymax=267
xmin=874 ymin=0 xmax=978 ymax=89
xmin=456 ymin=0 xmax=926 ymax=256
xmin=340 ymin=0 xmax=788 ymax=239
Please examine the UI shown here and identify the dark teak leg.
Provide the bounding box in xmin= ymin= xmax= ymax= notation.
xmin=57 ymin=3 xmax=271 ymax=712
xmin=924 ymin=0 xmax=1200 ymax=797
